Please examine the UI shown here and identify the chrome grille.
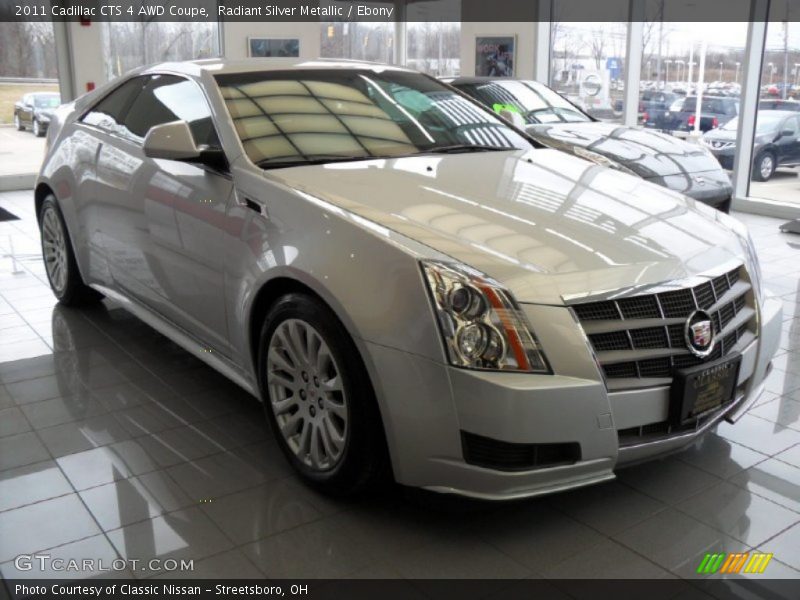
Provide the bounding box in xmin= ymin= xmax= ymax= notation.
xmin=572 ymin=266 xmax=757 ymax=391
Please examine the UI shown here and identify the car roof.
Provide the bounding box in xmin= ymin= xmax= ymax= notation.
xmin=141 ymin=58 xmax=418 ymax=79
xmin=757 ymin=110 xmax=798 ymax=117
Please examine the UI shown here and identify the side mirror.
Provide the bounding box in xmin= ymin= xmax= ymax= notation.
xmin=144 ymin=120 xmax=201 ymax=160
xmin=498 ymin=109 xmax=526 ymax=128
xmin=779 ymin=129 xmax=794 ymax=139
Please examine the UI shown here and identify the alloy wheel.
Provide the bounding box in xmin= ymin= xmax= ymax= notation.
xmin=266 ymin=318 xmax=348 ymax=471
xmin=759 ymin=155 xmax=774 ymax=180
xmin=33 ymin=120 xmax=40 ymax=136
xmin=14 ymin=114 xmax=20 ymax=129
xmin=42 ymin=206 xmax=68 ymax=294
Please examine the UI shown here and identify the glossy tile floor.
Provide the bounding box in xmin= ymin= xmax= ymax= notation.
xmin=2 ymin=189 xmax=800 ymax=586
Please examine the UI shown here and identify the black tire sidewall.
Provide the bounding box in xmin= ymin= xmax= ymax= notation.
xmin=258 ymin=293 xmax=385 ymax=494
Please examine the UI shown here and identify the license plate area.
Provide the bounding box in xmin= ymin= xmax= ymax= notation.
xmin=669 ymin=354 xmax=742 ymax=427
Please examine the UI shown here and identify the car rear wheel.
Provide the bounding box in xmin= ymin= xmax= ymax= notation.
xmin=39 ymin=196 xmax=103 ymax=306
xmin=33 ymin=119 xmax=44 ymax=137
xmin=753 ymin=151 xmax=776 ymax=182
xmin=258 ymin=293 xmax=388 ymax=495
xmin=14 ymin=114 xmax=24 ymax=131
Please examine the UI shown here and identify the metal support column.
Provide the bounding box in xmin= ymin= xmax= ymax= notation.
xmin=623 ymin=0 xmax=645 ymax=127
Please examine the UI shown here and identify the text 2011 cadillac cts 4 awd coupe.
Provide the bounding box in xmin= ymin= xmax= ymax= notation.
xmin=36 ymin=59 xmax=782 ymax=500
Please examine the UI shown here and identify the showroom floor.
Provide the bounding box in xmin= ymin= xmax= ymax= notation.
xmin=1 ymin=190 xmax=800 ymax=587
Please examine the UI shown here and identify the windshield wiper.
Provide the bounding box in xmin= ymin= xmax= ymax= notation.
xmin=257 ymin=155 xmax=385 ymax=169
xmin=421 ymin=144 xmax=514 ymax=154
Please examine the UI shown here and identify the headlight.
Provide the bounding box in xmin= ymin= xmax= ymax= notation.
xmin=421 ymin=260 xmax=550 ymax=373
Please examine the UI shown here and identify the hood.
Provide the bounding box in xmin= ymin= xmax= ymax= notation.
xmin=269 ymin=149 xmax=748 ymax=305
xmin=703 ymin=127 xmax=738 ymax=142
xmin=35 ymin=108 xmax=55 ymax=119
xmin=527 ymin=121 xmax=722 ymax=179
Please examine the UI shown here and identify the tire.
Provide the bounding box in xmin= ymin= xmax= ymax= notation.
xmin=33 ymin=119 xmax=44 ymax=137
xmin=258 ymin=293 xmax=389 ymax=495
xmin=753 ymin=151 xmax=776 ymax=182
xmin=14 ymin=113 xmax=24 ymax=131
xmin=39 ymin=195 xmax=103 ymax=306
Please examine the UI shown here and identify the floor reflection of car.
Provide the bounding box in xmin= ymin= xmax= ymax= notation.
xmin=445 ymin=76 xmax=733 ymax=212
xmin=647 ymin=95 xmax=739 ymax=135
xmin=13 ymin=92 xmax=61 ymax=137
xmin=36 ymin=59 xmax=782 ymax=500
xmin=702 ymin=110 xmax=800 ymax=181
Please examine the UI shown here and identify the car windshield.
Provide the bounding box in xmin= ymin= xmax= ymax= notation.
xmin=456 ymin=80 xmax=591 ymax=125
xmin=720 ymin=113 xmax=783 ymax=133
xmin=34 ymin=95 xmax=60 ymax=108
xmin=215 ymin=69 xmax=535 ymax=168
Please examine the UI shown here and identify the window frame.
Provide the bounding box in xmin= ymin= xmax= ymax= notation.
xmin=79 ymin=72 xmax=224 ymax=151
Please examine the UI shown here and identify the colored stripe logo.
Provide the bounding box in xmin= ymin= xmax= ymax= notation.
xmin=697 ymin=552 xmax=773 ymax=574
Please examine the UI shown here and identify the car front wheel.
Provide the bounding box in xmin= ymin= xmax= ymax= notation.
xmin=39 ymin=195 xmax=103 ymax=306
xmin=753 ymin=151 xmax=776 ymax=182
xmin=258 ymin=293 xmax=388 ymax=495
xmin=33 ymin=119 xmax=44 ymax=137
xmin=14 ymin=114 xmax=24 ymax=131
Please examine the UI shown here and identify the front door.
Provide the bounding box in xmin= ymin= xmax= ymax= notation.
xmin=95 ymin=74 xmax=233 ymax=355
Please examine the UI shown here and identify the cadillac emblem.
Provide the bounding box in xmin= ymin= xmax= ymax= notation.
xmin=685 ymin=310 xmax=715 ymax=358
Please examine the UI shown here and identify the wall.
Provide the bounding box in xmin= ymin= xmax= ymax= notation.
xmin=65 ymin=21 xmax=105 ymax=98
xmin=459 ymin=22 xmax=536 ymax=79
xmin=222 ymin=22 xmax=321 ymax=61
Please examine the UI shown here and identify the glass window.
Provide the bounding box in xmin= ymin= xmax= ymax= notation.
xmin=0 ymin=22 xmax=60 ymax=134
xmin=81 ymin=77 xmax=147 ymax=133
xmin=320 ymin=17 xmax=394 ymax=63
xmin=101 ymin=23 xmax=220 ymax=79
xmin=550 ymin=22 xmax=629 ymax=122
xmin=747 ymin=12 xmax=800 ymax=202
xmin=215 ymin=69 xmax=533 ymax=168
xmin=406 ymin=22 xmax=461 ymax=77
xmin=33 ymin=94 xmax=60 ymax=109
xmin=121 ymin=75 xmax=219 ymax=146
xmin=639 ymin=17 xmax=747 ymax=135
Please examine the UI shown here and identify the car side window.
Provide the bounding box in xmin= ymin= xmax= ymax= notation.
xmin=81 ymin=77 xmax=147 ymax=134
xmin=785 ymin=117 xmax=799 ymax=135
xmin=121 ymin=74 xmax=220 ymax=147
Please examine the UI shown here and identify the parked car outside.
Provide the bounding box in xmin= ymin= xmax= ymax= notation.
xmin=445 ymin=77 xmax=733 ymax=211
xmin=35 ymin=60 xmax=781 ymax=500
xmin=13 ymin=92 xmax=61 ymax=137
xmin=638 ymin=90 xmax=680 ymax=126
xmin=647 ymin=95 xmax=739 ymax=135
xmin=759 ymin=99 xmax=800 ymax=112
xmin=702 ymin=110 xmax=800 ymax=181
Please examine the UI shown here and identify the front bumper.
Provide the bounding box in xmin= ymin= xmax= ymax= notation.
xmin=366 ymin=295 xmax=782 ymax=500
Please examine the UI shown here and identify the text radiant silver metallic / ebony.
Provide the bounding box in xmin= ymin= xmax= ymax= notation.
xmin=35 ymin=59 xmax=782 ymax=500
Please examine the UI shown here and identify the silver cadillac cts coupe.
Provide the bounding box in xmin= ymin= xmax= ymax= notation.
xmin=36 ymin=59 xmax=782 ymax=500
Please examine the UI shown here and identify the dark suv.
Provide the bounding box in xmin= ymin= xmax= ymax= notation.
xmin=702 ymin=110 xmax=800 ymax=181
xmin=649 ymin=96 xmax=739 ymax=135
xmin=639 ymin=91 xmax=679 ymax=126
